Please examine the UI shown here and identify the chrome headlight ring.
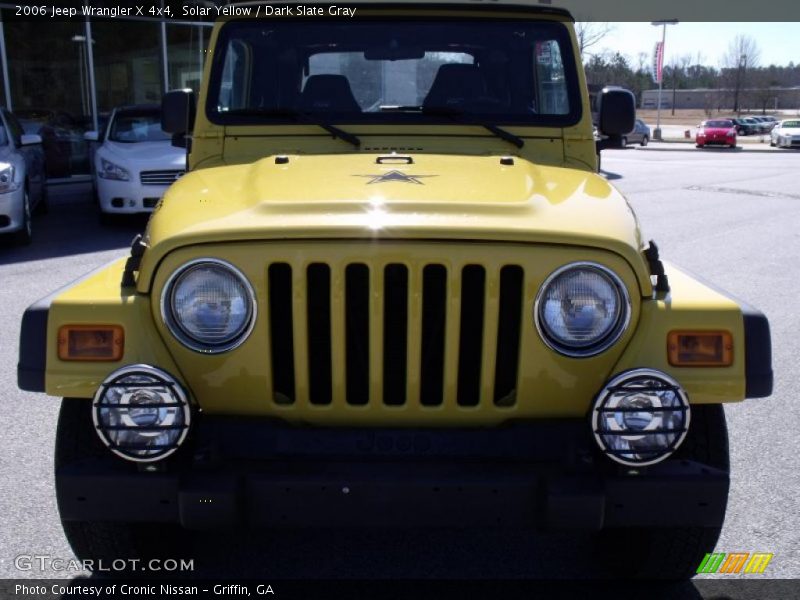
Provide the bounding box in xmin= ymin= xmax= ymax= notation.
xmin=534 ymin=261 xmax=631 ymax=357
xmin=160 ymin=258 xmax=257 ymax=354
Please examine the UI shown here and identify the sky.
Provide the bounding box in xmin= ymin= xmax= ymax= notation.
xmin=588 ymin=22 xmax=800 ymax=69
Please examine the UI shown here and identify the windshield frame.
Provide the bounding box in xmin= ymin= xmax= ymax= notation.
xmin=205 ymin=16 xmax=583 ymax=129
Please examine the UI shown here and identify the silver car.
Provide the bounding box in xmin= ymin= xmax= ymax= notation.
xmin=621 ymin=119 xmax=651 ymax=147
xmin=770 ymin=119 xmax=800 ymax=149
xmin=0 ymin=108 xmax=47 ymax=245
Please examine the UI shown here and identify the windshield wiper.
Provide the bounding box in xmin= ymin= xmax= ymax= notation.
xmin=224 ymin=108 xmax=360 ymax=147
xmin=420 ymin=106 xmax=525 ymax=149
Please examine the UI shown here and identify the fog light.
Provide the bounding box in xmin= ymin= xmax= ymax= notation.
xmin=592 ymin=369 xmax=690 ymax=466
xmin=93 ymin=365 xmax=191 ymax=462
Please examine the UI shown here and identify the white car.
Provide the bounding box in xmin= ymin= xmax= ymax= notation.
xmin=770 ymin=119 xmax=800 ymax=149
xmin=0 ymin=108 xmax=47 ymax=245
xmin=86 ymin=105 xmax=185 ymax=221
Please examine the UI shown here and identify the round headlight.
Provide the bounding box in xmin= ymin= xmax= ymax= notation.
xmin=535 ymin=262 xmax=630 ymax=357
xmin=93 ymin=365 xmax=191 ymax=463
xmin=162 ymin=259 xmax=256 ymax=353
xmin=592 ymin=369 xmax=690 ymax=467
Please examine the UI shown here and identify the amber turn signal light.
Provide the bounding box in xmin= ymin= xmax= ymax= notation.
xmin=667 ymin=330 xmax=732 ymax=367
xmin=58 ymin=325 xmax=124 ymax=361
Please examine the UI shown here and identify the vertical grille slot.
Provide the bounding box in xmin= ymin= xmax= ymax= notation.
xmin=420 ymin=264 xmax=447 ymax=406
xmin=345 ymin=264 xmax=370 ymax=405
xmin=383 ymin=264 xmax=409 ymax=406
xmin=268 ymin=263 xmax=295 ymax=404
xmin=457 ymin=265 xmax=486 ymax=407
xmin=494 ymin=266 xmax=524 ymax=406
xmin=306 ymin=264 xmax=332 ymax=405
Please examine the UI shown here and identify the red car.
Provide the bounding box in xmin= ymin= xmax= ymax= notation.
xmin=696 ymin=119 xmax=737 ymax=148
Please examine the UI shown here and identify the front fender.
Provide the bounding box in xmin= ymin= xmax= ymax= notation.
xmin=17 ymin=258 xmax=183 ymax=398
xmin=611 ymin=261 xmax=772 ymax=403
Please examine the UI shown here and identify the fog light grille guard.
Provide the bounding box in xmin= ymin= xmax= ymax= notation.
xmin=592 ymin=369 xmax=691 ymax=467
xmin=92 ymin=365 xmax=191 ymax=462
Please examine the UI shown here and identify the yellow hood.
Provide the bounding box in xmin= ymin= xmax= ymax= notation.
xmin=139 ymin=153 xmax=650 ymax=294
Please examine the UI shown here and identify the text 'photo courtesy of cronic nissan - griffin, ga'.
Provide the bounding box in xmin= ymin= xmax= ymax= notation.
xmin=13 ymin=0 xmax=776 ymax=586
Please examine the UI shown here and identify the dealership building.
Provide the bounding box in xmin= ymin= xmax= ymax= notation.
xmin=0 ymin=5 xmax=212 ymax=181
xmin=641 ymin=87 xmax=800 ymax=112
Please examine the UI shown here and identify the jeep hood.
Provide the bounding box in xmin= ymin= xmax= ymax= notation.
xmin=139 ymin=154 xmax=651 ymax=293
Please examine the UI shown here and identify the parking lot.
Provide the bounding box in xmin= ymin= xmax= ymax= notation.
xmin=0 ymin=146 xmax=798 ymax=585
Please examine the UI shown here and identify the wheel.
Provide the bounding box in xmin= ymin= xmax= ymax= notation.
xmin=11 ymin=189 xmax=32 ymax=246
xmin=55 ymin=398 xmax=188 ymax=571
xmin=594 ymin=404 xmax=729 ymax=580
xmin=770 ymin=140 xmax=775 ymax=147
xmin=695 ymin=144 xmax=703 ymax=149
xmin=620 ymin=136 xmax=628 ymax=148
xmin=641 ymin=135 xmax=649 ymax=147
xmin=729 ymin=143 xmax=736 ymax=149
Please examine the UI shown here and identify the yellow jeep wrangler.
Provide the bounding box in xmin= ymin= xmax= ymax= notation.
xmin=18 ymin=0 xmax=772 ymax=580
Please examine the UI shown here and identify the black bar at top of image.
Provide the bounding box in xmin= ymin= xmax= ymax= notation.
xmin=1 ymin=0 xmax=800 ymax=22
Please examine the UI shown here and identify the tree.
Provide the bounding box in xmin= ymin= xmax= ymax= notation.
xmin=575 ymin=23 xmax=614 ymax=60
xmin=751 ymin=68 xmax=782 ymax=114
xmin=669 ymin=54 xmax=692 ymax=115
xmin=721 ymin=35 xmax=761 ymax=114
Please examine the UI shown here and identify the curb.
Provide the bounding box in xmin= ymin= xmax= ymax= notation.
xmin=635 ymin=144 xmax=790 ymax=153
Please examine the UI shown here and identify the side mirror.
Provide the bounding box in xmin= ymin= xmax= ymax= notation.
xmin=597 ymin=87 xmax=635 ymax=136
xmin=20 ymin=134 xmax=42 ymax=146
xmin=162 ymin=89 xmax=196 ymax=149
xmin=84 ymin=131 xmax=99 ymax=142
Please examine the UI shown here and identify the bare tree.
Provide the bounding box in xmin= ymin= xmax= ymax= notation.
xmin=575 ymin=23 xmax=614 ymax=60
xmin=670 ymin=54 xmax=693 ymax=115
xmin=722 ymin=35 xmax=761 ymax=114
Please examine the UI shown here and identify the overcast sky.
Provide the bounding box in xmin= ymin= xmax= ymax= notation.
xmin=590 ymin=22 xmax=799 ymax=68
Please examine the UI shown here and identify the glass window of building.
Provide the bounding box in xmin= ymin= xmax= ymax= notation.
xmin=168 ymin=24 xmax=210 ymax=94
xmin=3 ymin=14 xmax=91 ymax=178
xmin=91 ymin=19 xmax=163 ymax=113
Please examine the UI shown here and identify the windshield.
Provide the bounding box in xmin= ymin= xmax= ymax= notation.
xmin=782 ymin=121 xmax=800 ymax=128
xmin=704 ymin=120 xmax=733 ymax=128
xmin=108 ymin=110 xmax=171 ymax=143
xmin=208 ymin=19 xmax=580 ymax=126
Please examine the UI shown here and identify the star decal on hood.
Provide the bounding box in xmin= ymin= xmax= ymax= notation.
xmin=353 ymin=170 xmax=437 ymax=185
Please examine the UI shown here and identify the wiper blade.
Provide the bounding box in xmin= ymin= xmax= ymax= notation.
xmin=421 ymin=106 xmax=525 ymax=149
xmin=223 ymin=108 xmax=360 ymax=147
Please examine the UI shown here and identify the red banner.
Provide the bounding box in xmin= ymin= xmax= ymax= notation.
xmin=652 ymin=41 xmax=664 ymax=83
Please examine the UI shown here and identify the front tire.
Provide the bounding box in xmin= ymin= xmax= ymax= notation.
xmin=594 ymin=404 xmax=729 ymax=580
xmin=620 ymin=136 xmax=628 ymax=148
xmin=55 ymin=398 xmax=187 ymax=572
xmin=641 ymin=135 xmax=649 ymax=147
xmin=11 ymin=189 xmax=32 ymax=246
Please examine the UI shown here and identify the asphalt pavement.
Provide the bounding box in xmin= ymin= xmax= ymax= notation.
xmin=0 ymin=148 xmax=798 ymax=590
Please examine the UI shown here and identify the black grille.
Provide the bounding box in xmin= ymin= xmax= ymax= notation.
xmin=383 ymin=264 xmax=409 ymax=406
xmin=266 ymin=261 xmax=523 ymax=409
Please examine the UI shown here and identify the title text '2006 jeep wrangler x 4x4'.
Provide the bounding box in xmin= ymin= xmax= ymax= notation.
xmin=18 ymin=0 xmax=772 ymax=580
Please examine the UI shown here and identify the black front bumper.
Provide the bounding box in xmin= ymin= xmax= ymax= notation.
xmin=57 ymin=418 xmax=729 ymax=531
